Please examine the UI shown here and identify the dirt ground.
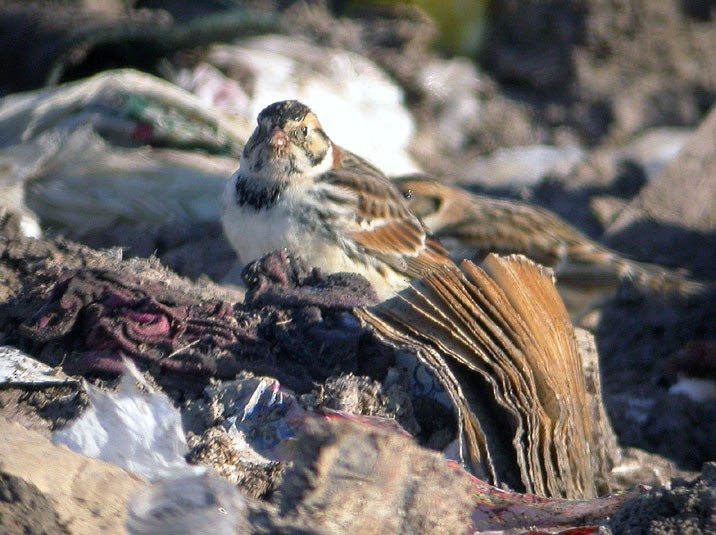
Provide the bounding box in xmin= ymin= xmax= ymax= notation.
xmin=1 ymin=0 xmax=716 ymax=533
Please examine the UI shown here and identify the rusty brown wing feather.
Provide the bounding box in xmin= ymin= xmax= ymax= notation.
xmin=323 ymin=148 xmax=452 ymax=279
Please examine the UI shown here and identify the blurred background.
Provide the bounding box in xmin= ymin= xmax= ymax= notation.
xmin=1 ymin=0 xmax=716 ymax=499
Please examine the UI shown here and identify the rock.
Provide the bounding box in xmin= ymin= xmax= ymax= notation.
xmin=0 ymin=417 xmax=146 ymax=534
xmin=608 ymin=462 xmax=716 ymax=534
xmin=589 ymin=195 xmax=629 ymax=230
xmin=605 ymin=104 xmax=716 ymax=276
xmin=609 ymin=105 xmax=716 ymax=234
xmin=268 ymin=419 xmax=478 ymax=533
xmin=0 ymin=472 xmax=66 ymax=535
xmin=620 ymin=127 xmax=693 ymax=180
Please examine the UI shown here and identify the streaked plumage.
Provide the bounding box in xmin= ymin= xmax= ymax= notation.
xmin=395 ymin=176 xmax=706 ymax=314
xmin=221 ymin=100 xmax=451 ymax=300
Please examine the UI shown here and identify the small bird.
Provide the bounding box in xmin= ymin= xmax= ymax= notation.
xmin=221 ymin=100 xmax=451 ymax=300
xmin=394 ymin=176 xmax=706 ymax=315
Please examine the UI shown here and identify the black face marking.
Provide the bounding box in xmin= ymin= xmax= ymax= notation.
xmin=235 ymin=177 xmax=283 ymax=210
xmin=306 ymin=129 xmax=329 ymax=166
xmin=258 ymin=100 xmax=312 ymax=127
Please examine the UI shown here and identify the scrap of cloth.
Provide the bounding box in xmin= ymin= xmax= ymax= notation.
xmin=19 ymin=251 xmax=383 ymax=393
xmin=21 ymin=269 xmax=246 ymax=379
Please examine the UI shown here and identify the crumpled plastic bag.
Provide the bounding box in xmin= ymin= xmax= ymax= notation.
xmin=170 ymin=34 xmax=419 ymax=175
xmin=53 ymin=360 xmax=203 ymax=481
xmin=126 ymin=472 xmax=249 ymax=535
xmin=0 ymin=69 xmax=242 ymax=236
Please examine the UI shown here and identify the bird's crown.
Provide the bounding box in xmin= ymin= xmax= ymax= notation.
xmin=258 ymin=100 xmax=312 ymax=126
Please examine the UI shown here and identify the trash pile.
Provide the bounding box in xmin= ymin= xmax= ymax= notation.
xmin=1 ymin=1 xmax=716 ymax=534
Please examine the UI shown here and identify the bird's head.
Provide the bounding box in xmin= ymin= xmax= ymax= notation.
xmin=240 ymin=100 xmax=334 ymax=183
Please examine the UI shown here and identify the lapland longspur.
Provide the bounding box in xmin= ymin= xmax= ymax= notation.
xmin=221 ymin=100 xmax=451 ymax=300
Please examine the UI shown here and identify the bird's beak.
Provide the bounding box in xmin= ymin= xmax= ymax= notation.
xmin=269 ymin=126 xmax=288 ymax=149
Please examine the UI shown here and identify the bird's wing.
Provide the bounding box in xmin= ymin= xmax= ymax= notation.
xmin=322 ymin=149 xmax=451 ymax=278
xmin=395 ymin=176 xmax=705 ymax=294
xmin=395 ymin=176 xmax=569 ymax=266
